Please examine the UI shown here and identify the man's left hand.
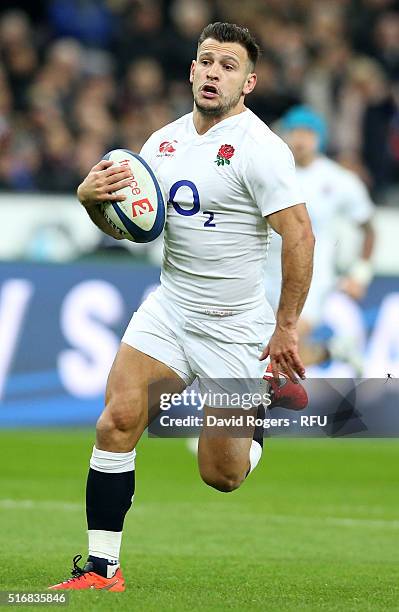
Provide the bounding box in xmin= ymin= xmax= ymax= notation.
xmin=339 ymin=276 xmax=367 ymax=301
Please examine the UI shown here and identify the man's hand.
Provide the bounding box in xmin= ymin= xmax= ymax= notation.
xmin=338 ymin=276 xmax=367 ymax=301
xmin=259 ymin=324 xmax=306 ymax=383
xmin=77 ymin=160 xmax=132 ymax=208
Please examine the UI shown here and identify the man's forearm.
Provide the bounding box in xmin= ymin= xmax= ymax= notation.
xmin=360 ymin=222 xmax=374 ymax=260
xmin=277 ymin=229 xmax=314 ymax=326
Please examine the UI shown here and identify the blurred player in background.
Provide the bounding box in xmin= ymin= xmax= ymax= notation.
xmin=264 ymin=105 xmax=375 ymax=372
xmin=49 ymin=23 xmax=314 ymax=591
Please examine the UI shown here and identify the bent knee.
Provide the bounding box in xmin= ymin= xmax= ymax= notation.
xmin=200 ymin=469 xmax=244 ymax=493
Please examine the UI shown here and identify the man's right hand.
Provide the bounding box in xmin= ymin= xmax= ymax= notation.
xmin=259 ymin=323 xmax=306 ymax=383
xmin=77 ymin=160 xmax=133 ymax=209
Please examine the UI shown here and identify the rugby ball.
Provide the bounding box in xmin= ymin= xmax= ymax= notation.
xmin=101 ymin=149 xmax=165 ymax=243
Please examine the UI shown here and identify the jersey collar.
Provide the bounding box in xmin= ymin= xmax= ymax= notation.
xmin=189 ymin=108 xmax=249 ymax=138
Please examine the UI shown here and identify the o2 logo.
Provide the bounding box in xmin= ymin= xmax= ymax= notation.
xmin=168 ymin=180 xmax=216 ymax=227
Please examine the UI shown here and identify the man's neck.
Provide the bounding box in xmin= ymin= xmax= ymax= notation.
xmin=192 ymin=104 xmax=246 ymax=135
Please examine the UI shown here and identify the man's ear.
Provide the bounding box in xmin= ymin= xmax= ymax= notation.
xmin=243 ymin=73 xmax=257 ymax=95
xmin=189 ymin=60 xmax=196 ymax=84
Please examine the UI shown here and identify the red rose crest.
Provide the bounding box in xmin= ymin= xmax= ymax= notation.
xmin=215 ymin=144 xmax=235 ymax=166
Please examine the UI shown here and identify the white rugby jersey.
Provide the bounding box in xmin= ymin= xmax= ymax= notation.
xmin=264 ymin=155 xmax=374 ymax=313
xmin=140 ymin=109 xmax=303 ymax=313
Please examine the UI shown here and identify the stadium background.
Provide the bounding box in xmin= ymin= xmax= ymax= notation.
xmin=1 ymin=1 xmax=399 ymax=609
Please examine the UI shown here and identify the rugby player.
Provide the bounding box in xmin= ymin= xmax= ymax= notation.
xmin=50 ymin=23 xmax=314 ymax=591
xmin=264 ymin=105 xmax=375 ymax=370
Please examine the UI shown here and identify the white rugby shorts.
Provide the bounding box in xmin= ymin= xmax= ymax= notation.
xmin=122 ymin=287 xmax=275 ymax=391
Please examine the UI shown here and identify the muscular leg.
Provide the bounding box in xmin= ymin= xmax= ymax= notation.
xmin=96 ymin=342 xmax=186 ymax=451
xmin=197 ymin=406 xmax=260 ymax=493
xmin=86 ymin=343 xmax=186 ymax=575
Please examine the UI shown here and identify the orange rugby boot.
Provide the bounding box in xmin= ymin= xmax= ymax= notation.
xmin=49 ymin=555 xmax=125 ymax=592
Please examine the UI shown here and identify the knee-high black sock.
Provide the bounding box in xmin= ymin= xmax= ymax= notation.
xmin=86 ymin=468 xmax=135 ymax=532
xmin=253 ymin=404 xmax=265 ymax=448
xmin=85 ymin=446 xmax=136 ymax=577
xmin=246 ymin=404 xmax=265 ymax=478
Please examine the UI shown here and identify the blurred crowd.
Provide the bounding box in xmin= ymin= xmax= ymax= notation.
xmin=0 ymin=0 xmax=399 ymax=201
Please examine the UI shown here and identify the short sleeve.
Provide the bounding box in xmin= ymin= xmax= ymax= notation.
xmin=243 ymin=137 xmax=304 ymax=217
xmin=339 ymin=171 xmax=374 ymax=224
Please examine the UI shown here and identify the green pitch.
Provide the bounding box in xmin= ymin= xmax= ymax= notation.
xmin=1 ymin=430 xmax=399 ymax=611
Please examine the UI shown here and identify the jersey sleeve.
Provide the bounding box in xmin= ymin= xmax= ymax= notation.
xmin=339 ymin=171 xmax=374 ymax=224
xmin=243 ymin=137 xmax=304 ymax=217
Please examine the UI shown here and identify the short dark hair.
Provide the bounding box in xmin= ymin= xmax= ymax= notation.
xmin=197 ymin=22 xmax=260 ymax=69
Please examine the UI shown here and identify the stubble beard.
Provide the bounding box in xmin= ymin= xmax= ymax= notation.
xmin=193 ymin=88 xmax=243 ymax=118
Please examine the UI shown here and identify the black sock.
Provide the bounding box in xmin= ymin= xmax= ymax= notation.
xmin=253 ymin=404 xmax=265 ymax=449
xmin=86 ymin=468 xmax=135 ymax=532
xmin=245 ymin=404 xmax=265 ymax=478
xmin=84 ymin=556 xmax=119 ymax=577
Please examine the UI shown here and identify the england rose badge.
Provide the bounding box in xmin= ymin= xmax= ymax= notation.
xmin=215 ymin=144 xmax=235 ymax=166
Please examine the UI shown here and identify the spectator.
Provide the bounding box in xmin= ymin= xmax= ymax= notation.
xmin=113 ymin=1 xmax=165 ymax=75
xmin=164 ymin=0 xmax=212 ymax=80
xmin=335 ymin=57 xmax=395 ymax=196
xmin=0 ymin=1 xmax=398 ymax=199
xmin=373 ymin=11 xmax=399 ymax=79
xmin=0 ymin=10 xmax=38 ymax=110
xmin=47 ymin=0 xmax=116 ymax=48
